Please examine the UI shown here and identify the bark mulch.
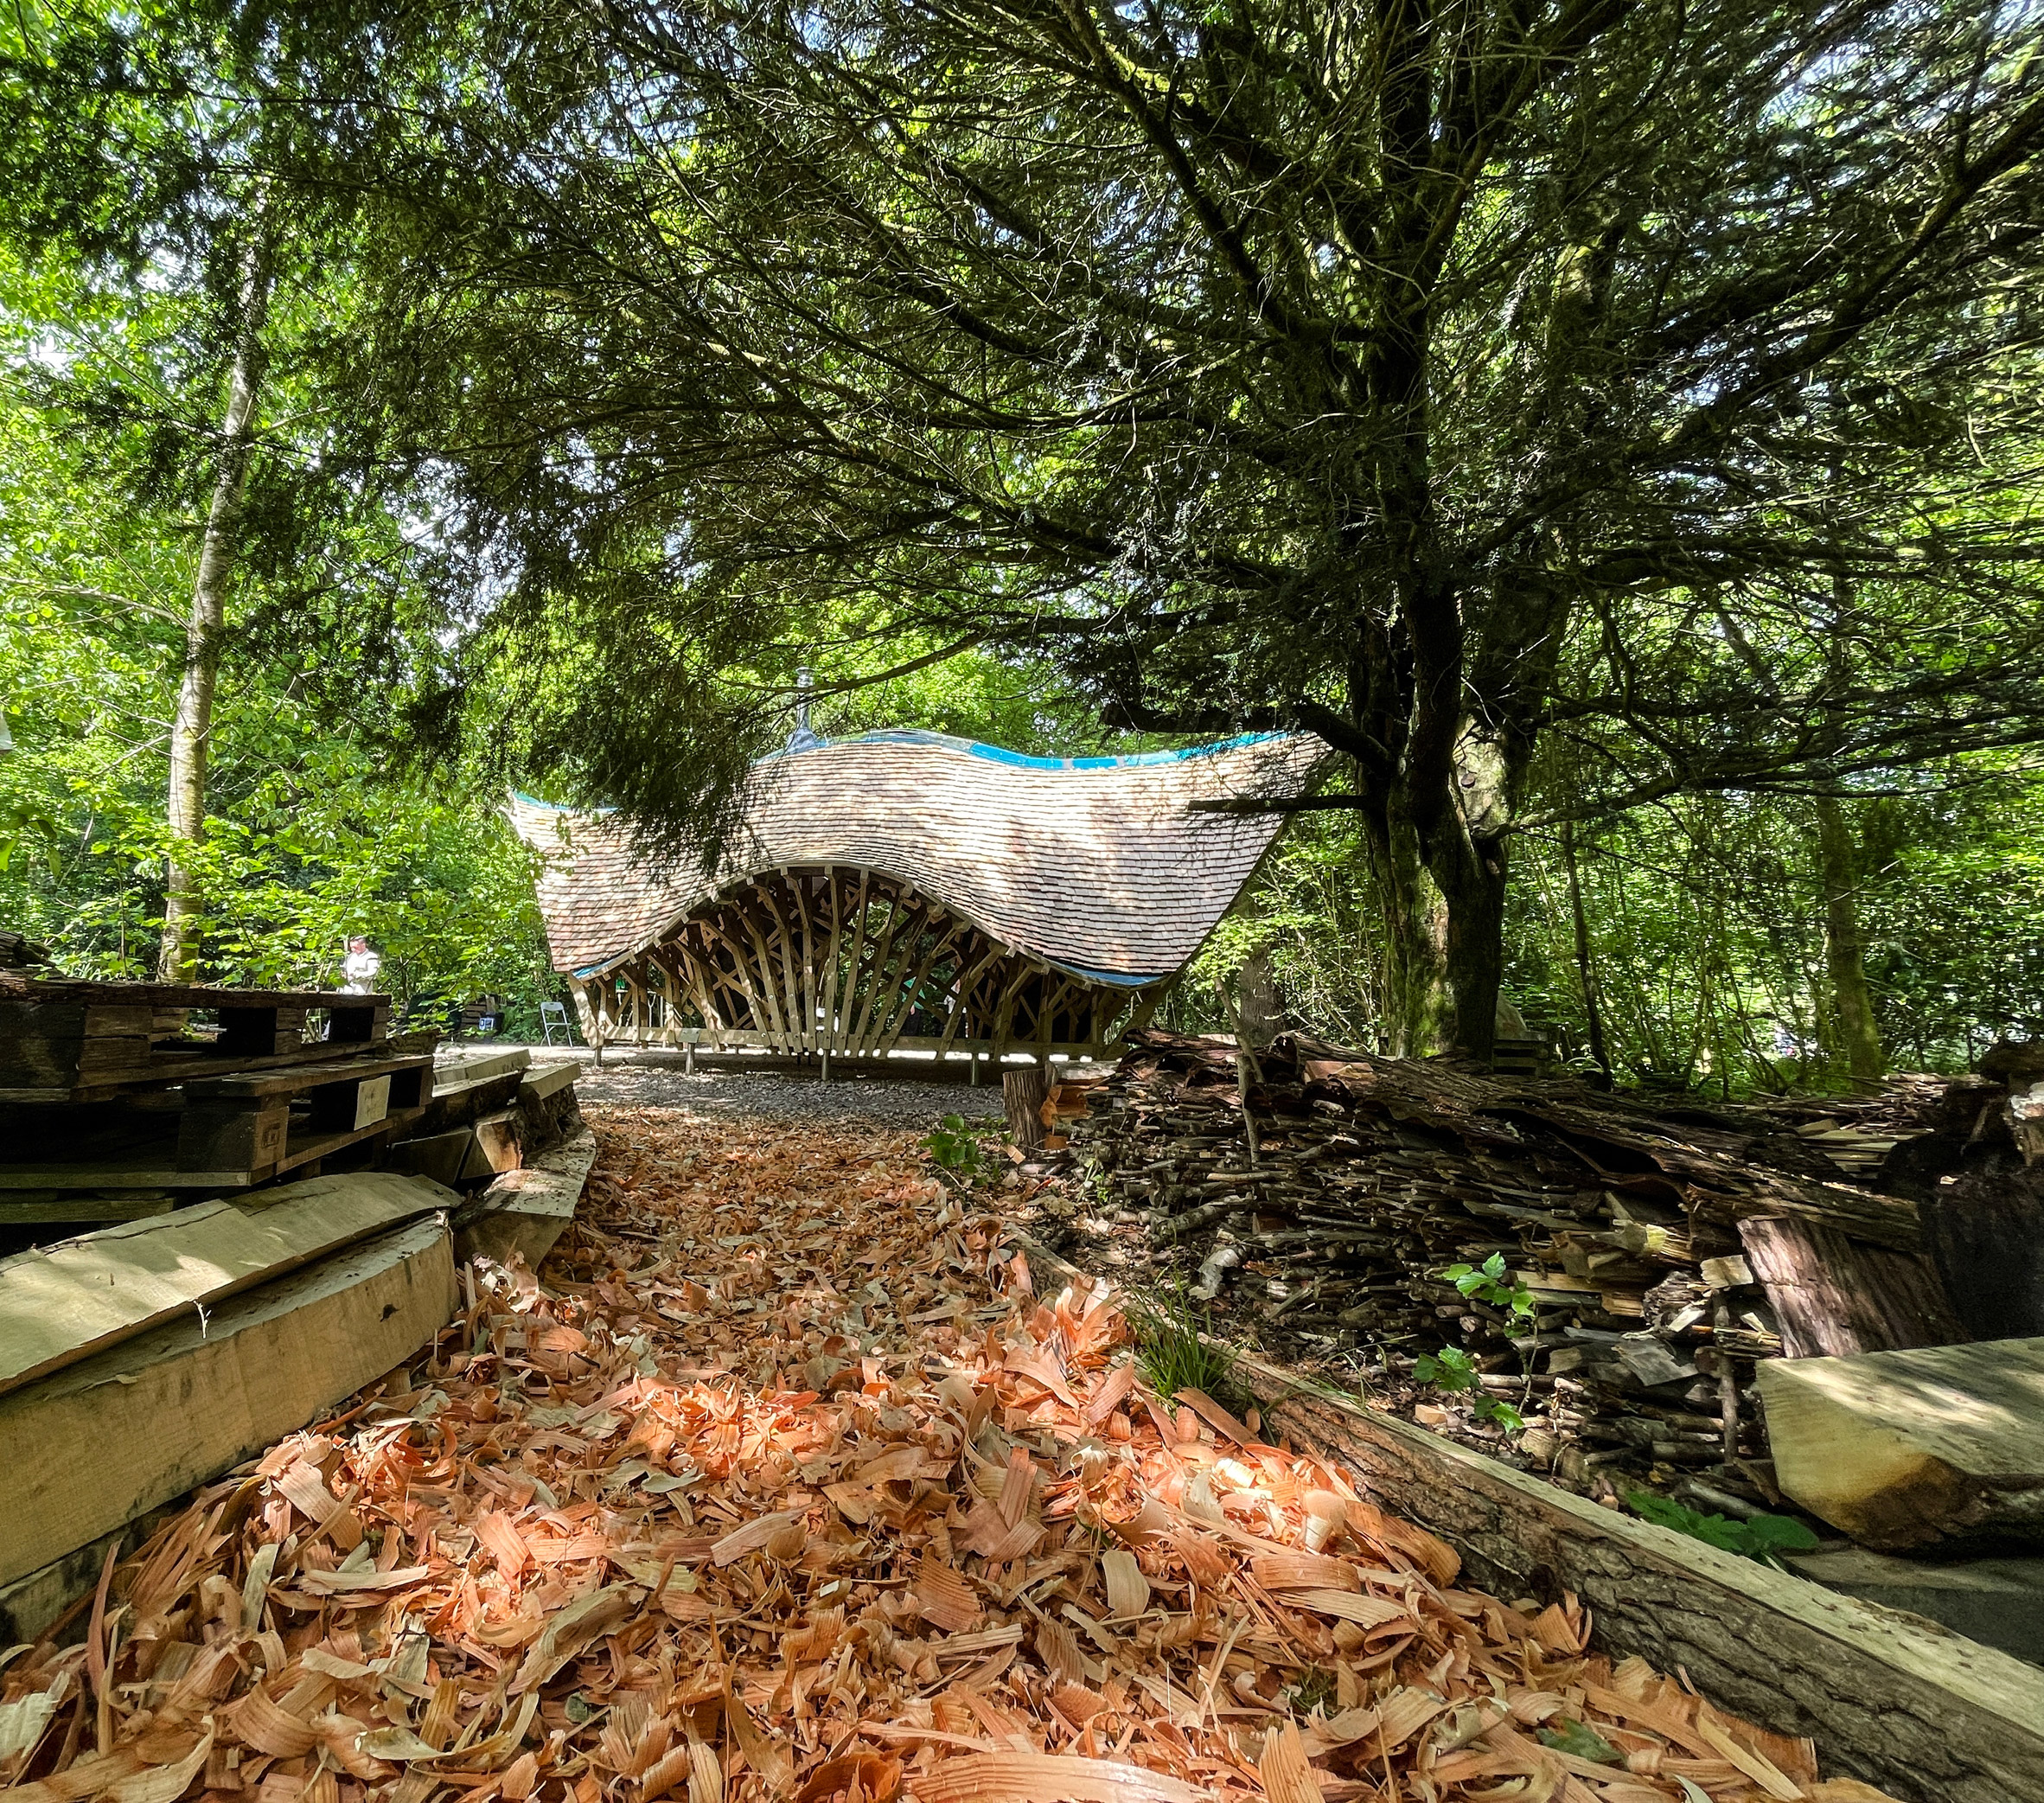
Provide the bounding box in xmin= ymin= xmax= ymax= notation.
xmin=0 ymin=1104 xmax=1894 ymax=1803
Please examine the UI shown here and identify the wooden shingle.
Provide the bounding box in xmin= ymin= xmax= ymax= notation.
xmin=509 ymin=732 xmax=1325 ymax=981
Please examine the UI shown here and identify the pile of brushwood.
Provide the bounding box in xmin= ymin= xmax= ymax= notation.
xmin=1049 ymin=1032 xmax=2040 ymax=1513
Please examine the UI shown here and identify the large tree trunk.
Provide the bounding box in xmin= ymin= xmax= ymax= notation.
xmin=158 ymin=240 xmax=272 ymax=982
xmin=1357 ymin=797 xmax=1451 ymax=1058
xmin=1813 ymin=793 xmax=1884 ymax=1086
xmin=1434 ymin=826 xmax=1509 ymax=1062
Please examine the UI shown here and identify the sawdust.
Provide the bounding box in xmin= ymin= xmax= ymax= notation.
xmin=0 ymin=1104 xmax=1889 ymax=1803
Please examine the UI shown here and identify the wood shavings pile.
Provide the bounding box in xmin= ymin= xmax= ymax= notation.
xmin=1 ymin=1105 xmax=1895 ymax=1803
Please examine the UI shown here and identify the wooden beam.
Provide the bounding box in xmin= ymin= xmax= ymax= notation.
xmin=0 ymin=1173 xmax=456 ymax=1398
xmin=837 ymin=871 xmax=872 ymax=1056
xmin=454 ymin=1127 xmax=597 ymax=1271
xmin=873 ymin=914 xmax=970 ymax=1056
xmin=0 ymin=1217 xmax=457 ymax=1596
xmin=936 ymin=939 xmax=1009 ymax=1056
xmin=791 ymin=873 xmax=819 ymax=1055
xmin=821 ymin=866 xmax=846 ymax=1055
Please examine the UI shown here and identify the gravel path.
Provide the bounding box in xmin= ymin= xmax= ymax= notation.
xmin=570 ymin=1059 xmax=1006 ymax=1125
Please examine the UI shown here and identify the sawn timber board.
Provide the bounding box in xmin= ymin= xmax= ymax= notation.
xmin=0 ymin=1217 xmax=458 ymax=1594
xmin=0 ymin=1171 xmax=458 ymax=1397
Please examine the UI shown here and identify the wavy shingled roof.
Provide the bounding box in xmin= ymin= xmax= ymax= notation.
xmin=510 ymin=730 xmax=1327 ymax=984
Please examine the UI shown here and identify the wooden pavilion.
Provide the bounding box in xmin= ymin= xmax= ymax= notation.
xmin=510 ymin=729 xmax=1324 ymax=1070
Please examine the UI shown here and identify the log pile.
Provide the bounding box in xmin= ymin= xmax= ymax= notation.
xmin=1054 ymin=1031 xmax=1971 ymax=1506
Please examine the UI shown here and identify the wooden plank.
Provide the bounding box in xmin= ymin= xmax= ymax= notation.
xmin=1739 ymin=1215 xmax=1970 ymax=1357
xmin=411 ymin=1065 xmax=528 ymax=1137
xmin=0 ymin=976 xmax=342 ymax=1010
xmin=1014 ymin=1230 xmax=2044 ymax=1803
xmin=181 ymin=1048 xmax=434 ymax=1100
xmin=520 ymin=1058 xmax=581 ymax=1103
xmin=271 ymin=1106 xmax=427 ymax=1180
xmin=383 ymin=1127 xmax=476 ymax=1187
xmin=0 ymin=1171 xmax=457 ymax=1397
xmin=434 ymin=1046 xmax=532 ymax=1088
xmin=0 ymin=1193 xmax=176 ymax=1226
xmin=466 ymin=1109 xmax=522 ymax=1177
xmin=0 ymin=1217 xmax=457 ymax=1591
xmin=1758 ymin=1336 xmax=2044 ymax=1550
xmin=0 ymin=1026 xmax=423 ymax=1105
xmin=455 ymin=1127 xmax=597 ymax=1270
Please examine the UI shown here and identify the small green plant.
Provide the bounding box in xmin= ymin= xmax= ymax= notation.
xmin=1624 ymin=1491 xmax=1819 ymax=1568
xmin=923 ymin=1114 xmax=991 ymax=1192
xmin=1412 ymin=1345 xmax=1525 ymax=1433
xmin=1130 ymin=1282 xmax=1239 ymax=1407
xmin=1280 ymin=1667 xmax=1338 ymax=1715
xmin=1440 ymin=1252 xmax=1536 ymax=1335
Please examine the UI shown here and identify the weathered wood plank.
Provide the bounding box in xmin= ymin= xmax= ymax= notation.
xmin=0 ymin=1217 xmax=457 ymax=1593
xmin=1757 ymin=1336 xmax=2044 ymax=1550
xmin=0 ymin=1172 xmax=457 ymax=1397
xmin=454 ymin=1127 xmax=596 ymax=1270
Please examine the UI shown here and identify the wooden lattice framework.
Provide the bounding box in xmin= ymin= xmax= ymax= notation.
xmin=568 ymin=864 xmax=1160 ymax=1064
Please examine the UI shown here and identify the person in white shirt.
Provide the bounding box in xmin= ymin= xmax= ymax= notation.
xmin=341 ymin=935 xmax=382 ymax=994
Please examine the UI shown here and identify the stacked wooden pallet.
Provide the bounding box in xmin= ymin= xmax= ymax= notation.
xmin=1058 ymin=1032 xmax=1960 ymax=1506
xmin=0 ymin=973 xmax=432 ymax=1222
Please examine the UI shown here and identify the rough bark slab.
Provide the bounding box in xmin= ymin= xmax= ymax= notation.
xmin=1016 ymin=1230 xmax=2044 ymax=1803
xmin=0 ymin=1218 xmax=457 ymax=1595
xmin=1739 ymin=1215 xmax=1969 ymax=1356
xmin=0 ymin=1171 xmax=456 ymax=1396
xmin=1005 ymin=1067 xmax=1049 ymax=1150
xmin=1757 ymin=1336 xmax=2044 ymax=1550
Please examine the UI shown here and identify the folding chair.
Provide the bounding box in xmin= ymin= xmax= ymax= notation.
xmin=540 ymin=999 xmax=578 ymax=1045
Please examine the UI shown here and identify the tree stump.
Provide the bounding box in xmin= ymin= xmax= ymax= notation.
xmin=1004 ymin=1066 xmax=1049 ymax=1152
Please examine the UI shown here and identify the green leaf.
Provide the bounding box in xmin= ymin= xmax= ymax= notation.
xmin=1538 ymin=1720 xmax=1623 ymax=1765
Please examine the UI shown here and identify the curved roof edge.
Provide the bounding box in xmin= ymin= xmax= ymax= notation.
xmin=763 ymin=726 xmax=1289 ymax=772
xmin=510 ymin=729 xmax=1293 ymax=814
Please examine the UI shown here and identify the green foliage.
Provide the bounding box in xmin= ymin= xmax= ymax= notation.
xmin=1280 ymin=1669 xmax=1338 ymax=1716
xmin=1130 ymin=1283 xmax=1238 ymax=1410
xmin=1441 ymin=1254 xmax=1536 ymax=1336
xmin=1412 ymin=1345 xmax=1525 ymax=1434
xmin=922 ymin=1116 xmax=992 ymax=1193
xmin=1624 ymin=1491 xmax=1820 ymax=1569
xmin=1411 ymin=1346 xmax=1481 ymax=1393
xmin=0 ymin=233 xmax=555 ymax=1022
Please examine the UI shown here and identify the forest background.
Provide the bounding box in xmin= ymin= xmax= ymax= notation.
xmin=3 ymin=0 xmax=2042 ymax=1086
